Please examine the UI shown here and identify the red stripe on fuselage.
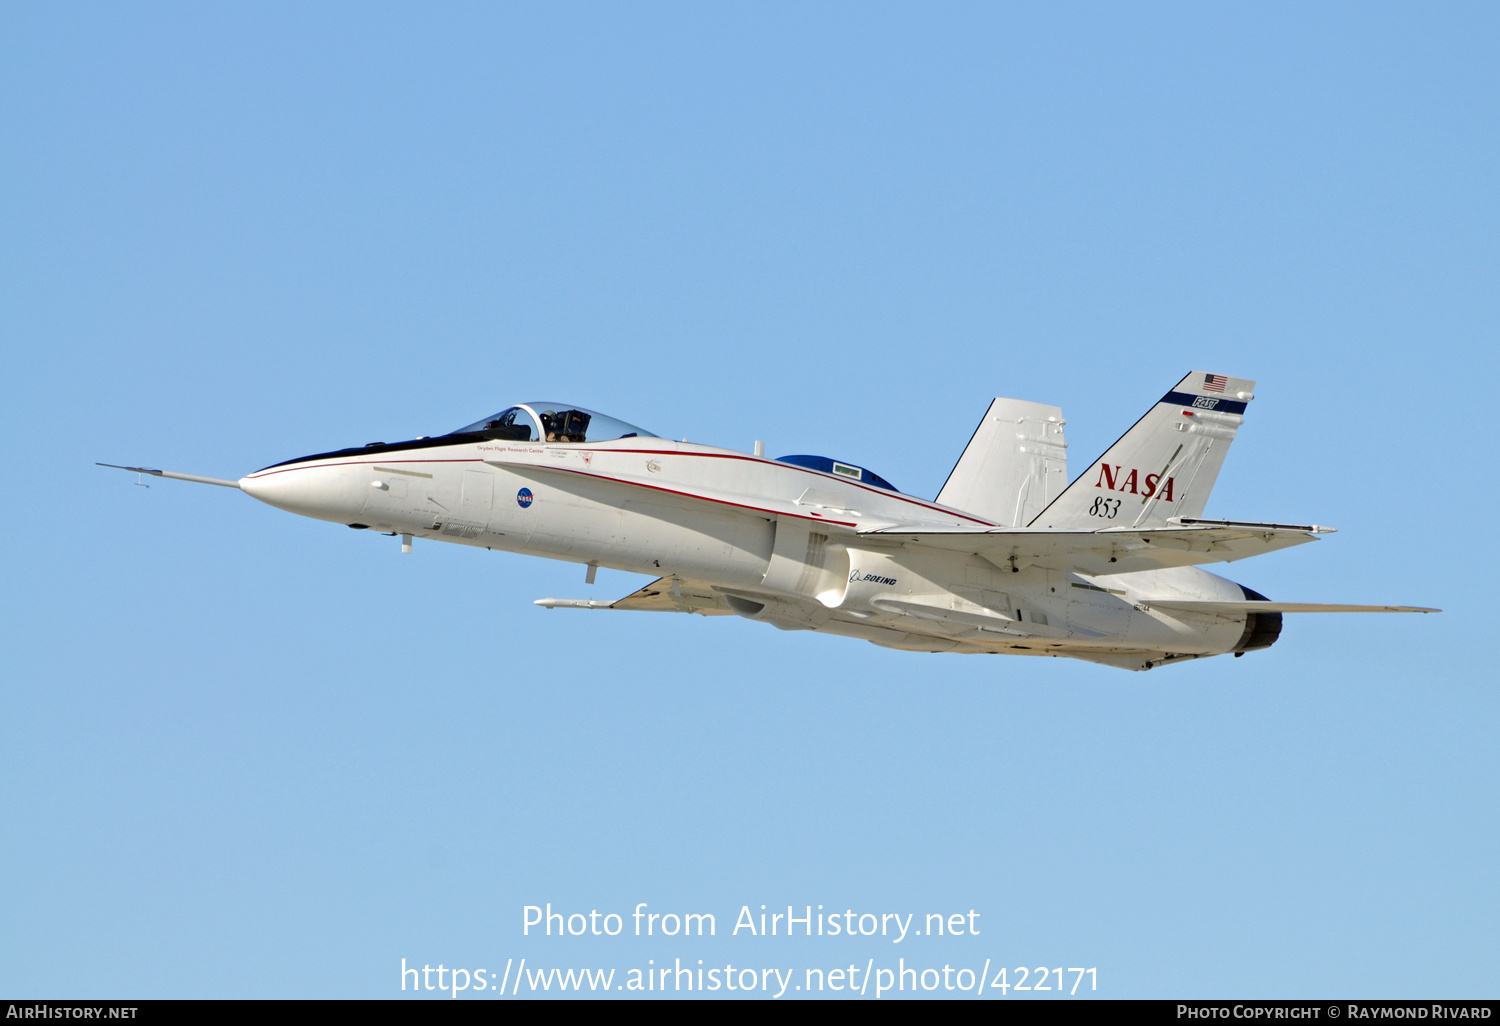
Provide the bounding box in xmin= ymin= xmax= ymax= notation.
xmin=241 ymin=443 xmax=994 ymax=526
xmin=508 ymin=463 xmax=861 ymax=528
xmin=243 ymin=457 xmax=483 ymax=479
xmin=600 ymin=448 xmax=997 ymax=526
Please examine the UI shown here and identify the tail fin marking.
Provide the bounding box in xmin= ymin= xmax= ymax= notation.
xmin=1030 ymin=372 xmax=1255 ymax=530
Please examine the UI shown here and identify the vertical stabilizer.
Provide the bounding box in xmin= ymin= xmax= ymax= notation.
xmin=1031 ymin=372 xmax=1255 ymax=530
xmin=936 ymin=398 xmax=1068 ymax=527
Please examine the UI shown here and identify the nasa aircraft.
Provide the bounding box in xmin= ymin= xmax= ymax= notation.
xmin=101 ymin=372 xmax=1435 ymax=670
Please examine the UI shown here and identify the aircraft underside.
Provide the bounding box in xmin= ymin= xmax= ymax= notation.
xmin=588 ymin=574 xmax=1273 ymax=673
xmin=520 ymin=519 xmax=1281 ymax=673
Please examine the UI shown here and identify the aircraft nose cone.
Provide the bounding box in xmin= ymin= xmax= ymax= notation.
xmin=238 ymin=470 xmax=305 ymax=511
xmin=239 ymin=464 xmax=365 ymax=524
xmin=238 ymin=472 xmax=283 ymax=505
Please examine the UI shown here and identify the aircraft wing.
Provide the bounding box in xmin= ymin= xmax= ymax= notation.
xmin=857 ymin=519 xmax=1332 ymax=575
xmin=1144 ymin=600 xmax=1439 ymax=614
xmin=535 ymin=577 xmax=734 ymax=615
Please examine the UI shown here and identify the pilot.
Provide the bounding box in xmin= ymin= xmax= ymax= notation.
xmin=542 ymin=409 xmax=590 ymax=443
xmin=562 ymin=410 xmax=590 ymax=442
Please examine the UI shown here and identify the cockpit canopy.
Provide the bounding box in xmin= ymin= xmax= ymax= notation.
xmin=449 ymin=403 xmax=656 ymax=444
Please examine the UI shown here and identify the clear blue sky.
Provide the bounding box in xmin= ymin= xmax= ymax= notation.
xmin=2 ymin=1 xmax=1495 ymax=999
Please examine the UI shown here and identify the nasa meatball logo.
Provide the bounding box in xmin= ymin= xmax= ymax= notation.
xmin=516 ymin=488 xmax=534 ymax=508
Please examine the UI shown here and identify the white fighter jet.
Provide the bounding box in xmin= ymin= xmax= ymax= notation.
xmin=102 ymin=372 xmax=1435 ymax=670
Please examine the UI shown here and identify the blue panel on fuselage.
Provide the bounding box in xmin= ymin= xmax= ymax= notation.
xmin=775 ymin=455 xmax=897 ymax=492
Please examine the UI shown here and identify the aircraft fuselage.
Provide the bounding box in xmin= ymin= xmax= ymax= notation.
xmin=238 ymin=432 xmax=1267 ymax=670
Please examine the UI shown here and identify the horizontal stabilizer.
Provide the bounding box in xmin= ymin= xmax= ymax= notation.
xmin=1172 ymin=517 xmax=1334 ymax=533
xmin=860 ymin=522 xmax=1322 ymax=576
xmin=1146 ymin=600 xmax=1440 ymax=614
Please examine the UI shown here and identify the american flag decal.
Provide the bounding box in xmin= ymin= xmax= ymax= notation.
xmin=1203 ymin=374 xmax=1227 ymax=393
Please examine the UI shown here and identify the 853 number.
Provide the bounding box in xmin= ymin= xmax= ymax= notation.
xmin=1089 ymin=497 xmax=1121 ymax=519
